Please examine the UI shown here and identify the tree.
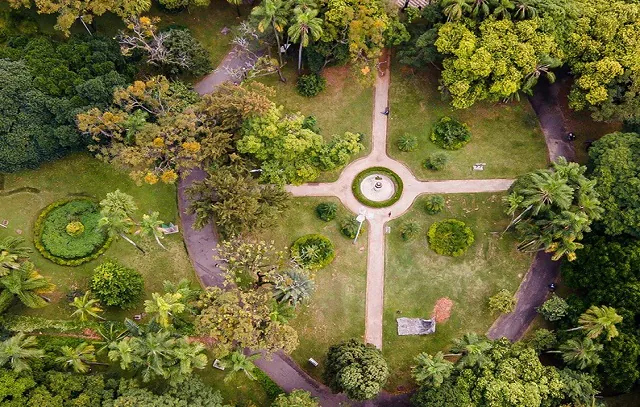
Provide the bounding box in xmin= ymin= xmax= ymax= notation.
xmin=70 ymin=291 xmax=104 ymax=322
xmin=573 ymin=305 xmax=622 ymax=341
xmin=55 ymin=342 xmax=97 ymax=373
xmin=552 ymin=337 xmax=602 ymax=370
xmin=587 ymin=132 xmax=640 ymax=237
xmin=195 ymin=286 xmax=298 ymax=356
xmin=251 ymin=0 xmax=289 ymax=68
xmin=488 ymin=289 xmax=516 ymax=314
xmin=0 ymin=333 xmax=44 ymax=373
xmin=221 ymin=351 xmax=260 ymax=382
xmin=412 ymin=351 xmax=453 ymax=387
xmin=214 ymin=239 xmax=285 ymax=288
xmin=0 ymin=261 xmax=55 ymax=313
xmin=537 ymin=294 xmax=569 ymax=321
xmin=598 ymin=333 xmax=640 ymax=393
xmin=144 ymin=292 xmax=186 ymax=328
xmin=273 ymin=268 xmax=315 ymax=306
xmin=226 ymin=0 xmax=243 ymax=17
xmin=90 ymin=260 xmax=144 ymax=309
xmin=271 ymin=390 xmax=319 ymax=407
xmin=504 ymin=158 xmax=602 ymax=261
xmin=448 ymin=332 xmax=492 ymax=368
xmin=0 ymin=236 xmax=31 ymax=274
xmin=323 ymin=339 xmax=389 ymax=400
xmin=98 ymin=190 xmax=145 ymax=252
xmin=288 ymin=8 xmax=323 ymax=74
xmin=442 ymin=0 xmax=471 ymax=21
xmin=139 ymin=212 xmax=167 ymax=250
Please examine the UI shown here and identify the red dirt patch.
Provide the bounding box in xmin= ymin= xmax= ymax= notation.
xmin=432 ymin=297 xmax=453 ymax=323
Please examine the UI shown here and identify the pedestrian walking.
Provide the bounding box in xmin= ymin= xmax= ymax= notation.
xmin=382 ymin=107 xmax=389 ymax=116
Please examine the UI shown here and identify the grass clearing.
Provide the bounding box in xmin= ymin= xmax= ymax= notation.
xmin=388 ymin=65 xmax=548 ymax=180
xmin=251 ymin=197 xmax=367 ymax=382
xmin=383 ymin=193 xmax=533 ymax=391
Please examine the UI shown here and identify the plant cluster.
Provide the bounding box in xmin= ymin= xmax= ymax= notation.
xmin=315 ymin=202 xmax=337 ymax=222
xmin=488 ymin=289 xmax=516 ymax=314
xmin=90 ymin=260 xmax=144 ymax=309
xmin=291 ymin=234 xmax=335 ymax=269
xmin=296 ymin=73 xmax=326 ymax=97
xmin=424 ymin=195 xmax=445 ymax=215
xmin=398 ymin=134 xmax=418 ymax=152
xmin=430 ymin=116 xmax=471 ymax=150
xmin=427 ymin=219 xmax=474 ymax=257
xmin=424 ymin=151 xmax=449 ymax=171
xmin=340 ymin=216 xmax=361 ymax=239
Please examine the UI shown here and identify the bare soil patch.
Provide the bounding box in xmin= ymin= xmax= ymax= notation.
xmin=432 ymin=297 xmax=453 ymax=323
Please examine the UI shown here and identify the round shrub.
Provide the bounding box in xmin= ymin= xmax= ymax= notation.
xmin=397 ymin=134 xmax=418 ymax=152
xmin=424 ymin=152 xmax=449 ymax=171
xmin=291 ymin=234 xmax=335 ymax=269
xmin=341 ymin=217 xmax=361 ymax=239
xmin=427 ymin=219 xmax=474 ymax=257
xmin=488 ymin=289 xmax=516 ymax=314
xmin=296 ymin=73 xmax=326 ymax=97
xmin=35 ymin=199 xmax=112 ymax=266
xmin=316 ymin=202 xmax=337 ymax=222
xmin=430 ymin=116 xmax=471 ymax=150
xmin=425 ymin=195 xmax=445 ymax=215
xmin=90 ymin=260 xmax=144 ymax=309
xmin=399 ymin=222 xmax=420 ymax=241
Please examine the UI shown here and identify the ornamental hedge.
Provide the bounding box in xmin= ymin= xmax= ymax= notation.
xmin=427 ymin=219 xmax=474 ymax=257
xmin=430 ymin=117 xmax=471 ymax=150
xmin=34 ymin=199 xmax=112 ymax=266
xmin=90 ymin=260 xmax=144 ymax=309
xmin=291 ymin=234 xmax=335 ymax=269
xmin=351 ymin=167 xmax=403 ymax=208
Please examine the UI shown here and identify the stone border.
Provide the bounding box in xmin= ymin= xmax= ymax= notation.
xmin=351 ymin=167 xmax=404 ymax=208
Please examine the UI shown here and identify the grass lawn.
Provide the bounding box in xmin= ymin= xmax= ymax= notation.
xmin=383 ymin=193 xmax=533 ymax=391
xmin=255 ymin=64 xmax=374 ymax=182
xmin=388 ymin=65 xmax=549 ymax=180
xmin=251 ymin=197 xmax=367 ymax=382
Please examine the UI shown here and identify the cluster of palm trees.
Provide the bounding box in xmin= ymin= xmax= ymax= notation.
xmin=441 ymin=0 xmax=539 ymax=21
xmin=250 ymin=0 xmax=323 ymax=73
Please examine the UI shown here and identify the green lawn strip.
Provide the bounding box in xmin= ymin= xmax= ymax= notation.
xmin=255 ymin=64 xmax=374 ymax=182
xmin=383 ymin=193 xmax=533 ymax=391
xmin=387 ymin=65 xmax=548 ymax=180
xmin=250 ymin=196 xmax=367 ymax=382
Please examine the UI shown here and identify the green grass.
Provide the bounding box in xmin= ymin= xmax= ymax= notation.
xmin=383 ymin=193 xmax=533 ymax=391
xmin=251 ymin=197 xmax=367 ymax=382
xmin=255 ymin=64 xmax=374 ymax=181
xmin=388 ymin=65 xmax=549 ymax=180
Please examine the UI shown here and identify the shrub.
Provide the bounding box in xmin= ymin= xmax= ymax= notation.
xmin=255 ymin=369 xmax=284 ymax=400
xmin=430 ymin=116 xmax=471 ymax=150
xmin=397 ymin=134 xmax=418 ymax=152
xmin=291 ymin=234 xmax=335 ymax=269
xmin=302 ymin=115 xmax=320 ymax=133
xmin=65 ymin=221 xmax=84 ymax=236
xmin=488 ymin=289 xmax=516 ymax=314
xmin=424 ymin=195 xmax=445 ymax=215
xmin=527 ymin=328 xmax=557 ymax=352
xmin=424 ymin=152 xmax=449 ymax=171
xmin=90 ymin=260 xmax=144 ymax=309
xmin=162 ymin=28 xmax=212 ymax=76
xmin=427 ymin=219 xmax=474 ymax=257
xmin=316 ymin=202 xmax=337 ymax=222
xmin=296 ymin=73 xmax=326 ymax=97
xmin=537 ymin=294 xmax=569 ymax=321
xmin=400 ymin=222 xmax=420 ymax=241
xmin=272 ymin=390 xmax=319 ymax=407
xmin=340 ymin=217 xmax=361 ymax=239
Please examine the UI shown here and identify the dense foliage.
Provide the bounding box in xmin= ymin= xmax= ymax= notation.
xmin=340 ymin=216 xmax=360 ymax=239
xmin=424 ymin=195 xmax=445 ymax=215
xmin=538 ymin=294 xmax=569 ymax=322
xmin=488 ymin=289 xmax=516 ymax=314
xmin=272 ymin=389 xmax=319 ymax=407
xmin=323 ymin=339 xmax=389 ymax=401
xmin=397 ymin=134 xmax=418 ymax=152
xmin=427 ymin=219 xmax=474 ymax=257
xmin=90 ymin=260 xmax=144 ymax=309
xmin=315 ymin=202 xmax=337 ymax=222
xmin=430 ymin=117 xmax=471 ymax=150
xmin=291 ymin=234 xmax=335 ymax=269
xmin=424 ymin=151 xmax=449 ymax=171
xmin=296 ymin=73 xmax=326 ymax=97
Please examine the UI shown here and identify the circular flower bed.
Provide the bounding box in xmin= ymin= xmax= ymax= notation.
xmin=427 ymin=219 xmax=474 ymax=257
xmin=291 ymin=234 xmax=335 ymax=269
xmin=351 ymin=167 xmax=403 ymax=208
xmin=34 ymin=199 xmax=112 ymax=266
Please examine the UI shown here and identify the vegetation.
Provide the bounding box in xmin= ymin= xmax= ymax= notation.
xmin=291 ymin=234 xmax=335 ymax=269
xmin=398 ymin=134 xmax=418 ymax=152
xmin=296 ymin=73 xmax=326 ymax=97
xmin=315 ymin=202 xmax=337 ymax=222
xmin=351 ymin=167 xmax=404 ymax=208
xmin=427 ymin=219 xmax=475 ymax=257
xmin=340 ymin=216 xmax=360 ymax=239
xmin=272 ymin=390 xmax=319 ymax=407
xmin=424 ymin=195 xmax=445 ymax=215
xmin=424 ymin=151 xmax=449 ymax=171
xmin=400 ymin=221 xmax=420 ymax=241
xmin=430 ymin=117 xmax=471 ymax=150
xmin=90 ymin=260 xmax=144 ymax=309
xmin=488 ymin=289 xmax=516 ymax=314
xmin=538 ymin=294 xmax=569 ymax=322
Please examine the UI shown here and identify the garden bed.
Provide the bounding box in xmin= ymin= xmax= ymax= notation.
xmin=351 ymin=167 xmax=403 ymax=208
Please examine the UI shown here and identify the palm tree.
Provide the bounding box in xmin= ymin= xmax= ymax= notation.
xmin=99 ymin=190 xmax=145 ymax=253
xmin=287 ymin=8 xmax=323 ymax=74
xmin=0 ymin=333 xmax=44 ymax=373
xmin=522 ymin=56 xmax=562 ymax=95
xmin=549 ymin=337 xmax=602 ymax=370
xmin=441 ymin=0 xmax=472 ymax=21
xmin=0 ymin=261 xmax=55 ymax=313
xmin=96 ymin=322 xmax=127 ymax=354
xmin=55 ymin=342 xmax=98 ymax=373
xmin=139 ymin=212 xmax=167 ymax=250
xmin=273 ymin=268 xmax=314 ymax=306
xmin=470 ymin=0 xmax=492 ymax=19
xmin=163 ymin=279 xmax=200 ymax=303
xmin=252 ymin=0 xmax=289 ymax=67
xmin=70 ymin=291 xmax=104 ymax=322
xmin=0 ymin=236 xmax=32 ymax=275
xmin=492 ymin=0 xmax=514 ymax=19
xmin=412 ymin=351 xmax=453 ymax=387
xmin=447 ymin=333 xmax=493 ymax=368
xmin=144 ymin=292 xmax=186 ymax=328
xmin=222 ymin=351 xmax=260 ymax=382
xmin=568 ymin=305 xmax=623 ymax=341
xmin=513 ymin=0 xmax=538 ymax=19
xmin=98 ymin=213 xmax=145 ymax=254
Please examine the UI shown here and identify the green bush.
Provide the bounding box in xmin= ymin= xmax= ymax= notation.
xmin=162 ymin=28 xmax=212 ymax=77
xmin=34 ymin=199 xmax=112 ymax=266
xmin=427 ymin=219 xmax=474 ymax=257
xmin=488 ymin=289 xmax=516 ymax=314
xmin=425 ymin=195 xmax=445 ymax=215
xmin=430 ymin=116 xmax=471 ymax=150
xmin=424 ymin=152 xmax=449 ymax=171
xmin=291 ymin=234 xmax=335 ymax=269
xmin=399 ymin=222 xmax=420 ymax=241
xmin=90 ymin=260 xmax=144 ymax=309
xmin=296 ymin=73 xmax=327 ymax=97
xmin=537 ymin=294 xmax=569 ymax=321
xmin=65 ymin=221 xmax=84 ymax=236
xmin=397 ymin=134 xmax=418 ymax=152
xmin=316 ymin=202 xmax=337 ymax=222
xmin=255 ymin=369 xmax=284 ymax=400
xmin=340 ymin=217 xmax=361 ymax=239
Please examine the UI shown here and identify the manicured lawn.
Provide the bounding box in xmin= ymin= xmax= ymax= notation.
xmin=256 ymin=64 xmax=374 ymax=181
xmin=251 ymin=197 xmax=367 ymax=381
xmin=383 ymin=193 xmax=533 ymax=391
xmin=388 ymin=65 xmax=549 ymax=180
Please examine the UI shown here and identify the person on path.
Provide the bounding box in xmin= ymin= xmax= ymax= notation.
xmin=382 ymin=107 xmax=389 ymax=116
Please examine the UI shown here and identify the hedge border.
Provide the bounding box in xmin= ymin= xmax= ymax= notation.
xmin=351 ymin=167 xmax=404 ymax=208
xmin=291 ymin=233 xmax=336 ymax=269
xmin=33 ymin=199 xmax=113 ymax=267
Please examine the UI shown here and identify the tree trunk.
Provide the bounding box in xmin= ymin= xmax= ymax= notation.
xmin=273 ymin=23 xmax=283 ymax=68
xmin=298 ymin=43 xmax=303 ymax=74
xmin=120 ymin=234 xmax=146 ymax=254
xmin=566 ymin=326 xmax=584 ymax=332
xmin=154 ymin=234 xmax=167 ymax=250
xmin=78 ymin=16 xmax=93 ymax=36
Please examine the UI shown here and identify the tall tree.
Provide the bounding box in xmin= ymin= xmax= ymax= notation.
xmin=0 ymin=333 xmax=44 ymax=373
xmin=0 ymin=236 xmax=32 ymax=275
xmin=288 ymin=8 xmax=323 ymax=73
xmin=552 ymin=337 xmax=602 ymax=370
xmin=448 ymin=332 xmax=492 ymax=368
xmin=573 ymin=305 xmax=622 ymax=341
xmin=412 ymin=351 xmax=453 ymax=387
xmin=144 ymin=292 xmax=186 ymax=328
xmin=221 ymin=351 xmax=260 ymax=382
xmin=251 ymin=0 xmax=290 ymax=68
xmin=70 ymin=291 xmax=105 ymax=321
xmin=0 ymin=261 xmax=55 ymax=313
xmin=55 ymin=342 xmax=98 ymax=373
xmin=139 ymin=212 xmax=167 ymax=250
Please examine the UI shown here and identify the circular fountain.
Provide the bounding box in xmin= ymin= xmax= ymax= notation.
xmin=352 ymin=167 xmax=403 ymax=208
